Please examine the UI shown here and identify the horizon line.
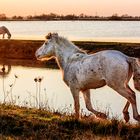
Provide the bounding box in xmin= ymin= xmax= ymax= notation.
xmin=0 ymin=12 xmax=140 ymax=18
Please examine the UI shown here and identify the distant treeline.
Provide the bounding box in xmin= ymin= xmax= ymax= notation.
xmin=0 ymin=13 xmax=140 ymax=21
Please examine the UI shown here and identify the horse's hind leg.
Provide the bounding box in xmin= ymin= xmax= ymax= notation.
xmin=123 ymin=101 xmax=130 ymax=122
xmin=123 ymin=69 xmax=133 ymax=122
xmin=111 ymin=85 xmax=140 ymax=122
xmin=122 ymin=84 xmax=136 ymax=122
xmin=82 ymin=89 xmax=107 ymax=119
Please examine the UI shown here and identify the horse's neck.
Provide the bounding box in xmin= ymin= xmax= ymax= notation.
xmin=55 ymin=48 xmax=72 ymax=70
xmin=54 ymin=38 xmax=85 ymax=70
xmin=5 ymin=29 xmax=11 ymax=36
xmin=55 ymin=46 xmax=82 ymax=70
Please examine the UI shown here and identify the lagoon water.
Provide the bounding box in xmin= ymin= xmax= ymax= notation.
xmin=0 ymin=21 xmax=140 ymax=122
xmin=0 ymin=21 xmax=140 ymax=42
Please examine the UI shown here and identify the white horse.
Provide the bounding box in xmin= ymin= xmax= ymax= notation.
xmin=0 ymin=26 xmax=11 ymax=39
xmin=35 ymin=33 xmax=140 ymax=122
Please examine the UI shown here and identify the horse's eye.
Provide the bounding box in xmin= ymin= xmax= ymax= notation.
xmin=45 ymin=42 xmax=48 ymax=45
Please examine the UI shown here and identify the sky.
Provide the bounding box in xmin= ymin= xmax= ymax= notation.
xmin=0 ymin=0 xmax=140 ymax=17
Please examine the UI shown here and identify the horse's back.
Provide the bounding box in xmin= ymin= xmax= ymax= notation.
xmin=76 ymin=50 xmax=128 ymax=67
xmin=91 ymin=50 xmax=127 ymax=58
xmin=0 ymin=26 xmax=8 ymax=33
xmin=0 ymin=26 xmax=6 ymax=30
xmin=100 ymin=50 xmax=128 ymax=58
xmin=98 ymin=50 xmax=129 ymax=68
xmin=85 ymin=50 xmax=129 ymax=68
xmin=65 ymin=50 xmax=130 ymax=88
xmin=97 ymin=50 xmax=131 ymax=87
xmin=67 ymin=50 xmax=129 ymax=75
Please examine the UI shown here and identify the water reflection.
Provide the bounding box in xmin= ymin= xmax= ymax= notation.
xmin=0 ymin=64 xmax=140 ymax=122
xmin=0 ymin=64 xmax=11 ymax=76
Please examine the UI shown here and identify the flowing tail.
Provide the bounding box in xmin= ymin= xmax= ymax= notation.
xmin=128 ymin=57 xmax=140 ymax=91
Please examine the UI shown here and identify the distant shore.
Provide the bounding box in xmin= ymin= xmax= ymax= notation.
xmin=1 ymin=15 xmax=140 ymax=21
xmin=10 ymin=36 xmax=140 ymax=43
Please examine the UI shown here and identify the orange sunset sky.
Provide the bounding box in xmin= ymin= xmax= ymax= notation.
xmin=0 ymin=0 xmax=140 ymax=17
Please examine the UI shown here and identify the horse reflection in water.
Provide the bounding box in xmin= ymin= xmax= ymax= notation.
xmin=35 ymin=33 xmax=140 ymax=122
xmin=0 ymin=64 xmax=11 ymax=76
xmin=0 ymin=26 xmax=11 ymax=39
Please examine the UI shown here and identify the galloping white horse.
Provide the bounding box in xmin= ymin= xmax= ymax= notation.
xmin=0 ymin=26 xmax=11 ymax=39
xmin=35 ymin=33 xmax=140 ymax=122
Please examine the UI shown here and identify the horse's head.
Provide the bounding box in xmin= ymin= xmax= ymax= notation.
xmin=35 ymin=33 xmax=58 ymax=61
xmin=8 ymin=33 xmax=11 ymax=39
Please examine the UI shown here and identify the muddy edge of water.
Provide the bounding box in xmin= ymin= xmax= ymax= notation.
xmin=0 ymin=39 xmax=140 ymax=68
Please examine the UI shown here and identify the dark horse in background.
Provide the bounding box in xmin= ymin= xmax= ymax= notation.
xmin=0 ymin=26 xmax=11 ymax=39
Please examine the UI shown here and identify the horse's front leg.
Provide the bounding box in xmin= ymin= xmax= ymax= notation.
xmin=70 ymin=87 xmax=80 ymax=119
xmin=82 ymin=89 xmax=107 ymax=119
xmin=2 ymin=34 xmax=5 ymax=39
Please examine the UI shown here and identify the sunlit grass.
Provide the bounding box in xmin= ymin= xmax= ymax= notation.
xmin=0 ymin=103 xmax=140 ymax=140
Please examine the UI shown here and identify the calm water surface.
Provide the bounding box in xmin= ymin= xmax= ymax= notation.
xmin=0 ymin=21 xmax=140 ymax=42
xmin=0 ymin=66 xmax=140 ymax=122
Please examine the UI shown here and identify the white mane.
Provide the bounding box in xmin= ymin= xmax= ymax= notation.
xmin=52 ymin=35 xmax=86 ymax=54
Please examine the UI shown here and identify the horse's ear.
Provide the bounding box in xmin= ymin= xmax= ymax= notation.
xmin=45 ymin=33 xmax=52 ymax=39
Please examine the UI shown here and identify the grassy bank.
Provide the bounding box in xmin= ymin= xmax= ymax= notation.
xmin=0 ymin=104 xmax=140 ymax=140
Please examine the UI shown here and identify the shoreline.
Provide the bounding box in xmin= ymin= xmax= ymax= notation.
xmin=11 ymin=36 xmax=140 ymax=43
xmin=0 ymin=39 xmax=140 ymax=68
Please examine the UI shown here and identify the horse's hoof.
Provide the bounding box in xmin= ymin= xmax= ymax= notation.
xmin=134 ymin=115 xmax=140 ymax=122
xmin=74 ymin=114 xmax=81 ymax=120
xmin=96 ymin=112 xmax=107 ymax=119
xmin=123 ymin=112 xmax=130 ymax=123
